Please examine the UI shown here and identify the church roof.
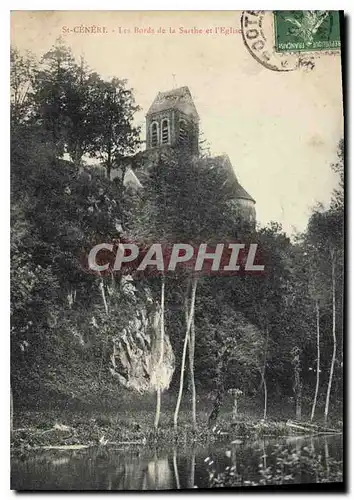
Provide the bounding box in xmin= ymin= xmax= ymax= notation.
xmin=147 ymin=86 xmax=199 ymax=120
xmin=232 ymin=182 xmax=255 ymax=203
xmin=211 ymin=155 xmax=255 ymax=203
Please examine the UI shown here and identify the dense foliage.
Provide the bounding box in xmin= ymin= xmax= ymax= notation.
xmin=11 ymin=41 xmax=344 ymax=428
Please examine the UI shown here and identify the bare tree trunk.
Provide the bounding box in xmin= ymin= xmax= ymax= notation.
xmin=154 ymin=276 xmax=165 ymax=430
xmin=325 ymin=251 xmax=336 ymax=425
xmin=232 ymin=396 xmax=238 ymax=422
xmin=10 ymin=386 xmax=13 ymax=432
xmin=188 ymin=309 xmax=197 ymax=431
xmin=296 ymin=387 xmax=302 ymax=420
xmin=174 ymin=277 xmax=198 ymax=432
xmin=311 ymin=300 xmax=320 ymax=422
xmin=107 ymin=147 xmax=112 ymax=181
xmin=261 ymin=326 xmax=269 ymax=420
xmin=99 ymin=278 xmax=109 ymax=315
xmin=173 ymin=303 xmax=189 ymax=431
xmin=73 ymin=146 xmax=82 ymax=170
xmin=98 ymin=278 xmax=109 ymax=380
xmin=208 ymin=354 xmax=225 ymax=427
xmin=262 ymin=440 xmax=267 ymax=470
xmin=292 ymin=346 xmax=302 ymax=420
xmin=260 ymin=370 xmax=268 ymax=420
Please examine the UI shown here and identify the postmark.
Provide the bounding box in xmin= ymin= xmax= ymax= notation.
xmin=241 ymin=10 xmax=340 ymax=72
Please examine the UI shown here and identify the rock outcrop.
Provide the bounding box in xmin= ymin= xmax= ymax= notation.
xmin=109 ymin=278 xmax=175 ymax=393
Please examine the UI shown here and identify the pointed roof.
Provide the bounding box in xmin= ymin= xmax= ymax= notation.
xmin=147 ymin=86 xmax=199 ymax=120
xmin=232 ymin=182 xmax=255 ymax=203
xmin=211 ymin=155 xmax=255 ymax=203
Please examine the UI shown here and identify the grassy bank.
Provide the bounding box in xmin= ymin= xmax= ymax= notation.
xmin=11 ymin=390 xmax=343 ymax=453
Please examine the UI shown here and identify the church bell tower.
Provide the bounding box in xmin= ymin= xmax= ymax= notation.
xmin=146 ymin=86 xmax=199 ymax=155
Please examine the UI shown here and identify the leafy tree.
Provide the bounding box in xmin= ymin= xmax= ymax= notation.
xmin=10 ymin=47 xmax=36 ymax=124
xmin=29 ymin=40 xmax=141 ymax=168
xmin=92 ymin=78 xmax=141 ymax=179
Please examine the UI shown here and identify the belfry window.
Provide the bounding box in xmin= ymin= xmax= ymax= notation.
xmin=179 ymin=119 xmax=188 ymax=145
xmin=151 ymin=122 xmax=158 ymax=147
xmin=161 ymin=119 xmax=169 ymax=144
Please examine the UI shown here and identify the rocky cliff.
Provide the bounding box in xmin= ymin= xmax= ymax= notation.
xmin=109 ymin=277 xmax=175 ymax=393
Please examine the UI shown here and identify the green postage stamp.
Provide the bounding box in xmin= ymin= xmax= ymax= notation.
xmin=274 ymin=11 xmax=341 ymax=52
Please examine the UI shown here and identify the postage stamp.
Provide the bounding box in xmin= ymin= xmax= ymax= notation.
xmin=274 ymin=11 xmax=341 ymax=53
xmin=241 ymin=10 xmax=341 ymax=73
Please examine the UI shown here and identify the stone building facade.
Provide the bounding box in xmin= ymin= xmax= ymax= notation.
xmin=110 ymin=85 xmax=256 ymax=226
xmin=146 ymin=86 xmax=199 ymax=156
xmin=144 ymin=86 xmax=256 ymax=225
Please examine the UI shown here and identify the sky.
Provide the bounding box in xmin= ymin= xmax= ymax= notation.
xmin=11 ymin=11 xmax=344 ymax=235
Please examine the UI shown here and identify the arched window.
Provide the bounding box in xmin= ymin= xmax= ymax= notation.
xmin=179 ymin=119 xmax=188 ymax=145
xmin=161 ymin=119 xmax=169 ymax=145
xmin=151 ymin=122 xmax=158 ymax=147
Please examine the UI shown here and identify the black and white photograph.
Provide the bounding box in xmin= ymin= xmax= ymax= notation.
xmin=10 ymin=9 xmax=344 ymax=491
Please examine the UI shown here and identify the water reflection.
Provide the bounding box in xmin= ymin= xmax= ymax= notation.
xmin=173 ymin=448 xmax=180 ymax=489
xmin=11 ymin=434 xmax=342 ymax=490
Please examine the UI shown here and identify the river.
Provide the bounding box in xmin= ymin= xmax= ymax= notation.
xmin=11 ymin=433 xmax=343 ymax=490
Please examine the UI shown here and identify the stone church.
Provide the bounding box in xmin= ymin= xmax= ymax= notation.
xmin=109 ymin=87 xmax=256 ymax=392
xmin=111 ymin=85 xmax=256 ymax=225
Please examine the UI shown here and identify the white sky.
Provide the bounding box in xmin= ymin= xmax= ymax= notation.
xmin=11 ymin=11 xmax=344 ymax=235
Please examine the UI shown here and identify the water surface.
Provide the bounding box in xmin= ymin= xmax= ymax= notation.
xmin=11 ymin=434 xmax=343 ymax=490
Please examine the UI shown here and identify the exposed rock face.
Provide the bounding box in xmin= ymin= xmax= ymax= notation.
xmin=109 ymin=278 xmax=175 ymax=393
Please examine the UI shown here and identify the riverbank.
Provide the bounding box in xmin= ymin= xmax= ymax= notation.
xmin=11 ymin=404 xmax=342 ymax=454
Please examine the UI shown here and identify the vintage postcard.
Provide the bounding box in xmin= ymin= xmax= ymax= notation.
xmin=10 ymin=10 xmax=344 ymax=491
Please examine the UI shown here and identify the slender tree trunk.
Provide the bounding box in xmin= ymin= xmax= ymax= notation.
xmin=107 ymin=147 xmax=112 ymax=181
xmin=174 ymin=277 xmax=198 ymax=432
xmin=188 ymin=307 xmax=197 ymax=431
xmin=154 ymin=276 xmax=165 ymax=430
xmin=296 ymin=395 xmax=302 ymax=420
xmin=10 ymin=386 xmax=13 ymax=432
xmin=173 ymin=303 xmax=189 ymax=430
xmin=261 ymin=326 xmax=269 ymax=420
xmin=325 ymin=251 xmax=337 ymax=425
xmin=262 ymin=440 xmax=267 ymax=471
xmin=295 ymin=382 xmax=302 ymax=420
xmin=121 ymin=165 xmax=127 ymax=187
xmin=260 ymin=370 xmax=268 ymax=420
xmin=98 ymin=278 xmax=109 ymax=380
xmin=232 ymin=396 xmax=238 ymax=421
xmin=208 ymin=353 xmax=225 ymax=427
xmin=311 ymin=300 xmax=320 ymax=422
xmin=73 ymin=146 xmax=82 ymax=170
xmin=99 ymin=278 xmax=109 ymax=315
xmin=292 ymin=346 xmax=302 ymax=420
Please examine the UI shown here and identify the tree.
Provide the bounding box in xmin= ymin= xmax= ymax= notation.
xmin=136 ymin=149 xmax=241 ymax=430
xmin=154 ymin=276 xmax=165 ymax=430
xmin=29 ymin=39 xmax=141 ymax=168
xmin=307 ymin=207 xmax=343 ymax=424
xmin=193 ymin=301 xmax=264 ymax=426
xmin=92 ymin=78 xmax=141 ymax=179
xmin=10 ymin=47 xmax=36 ymax=124
xmin=174 ymin=276 xmax=198 ymax=431
xmin=10 ymin=78 xmax=139 ymax=402
xmin=298 ymin=226 xmax=329 ymax=422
